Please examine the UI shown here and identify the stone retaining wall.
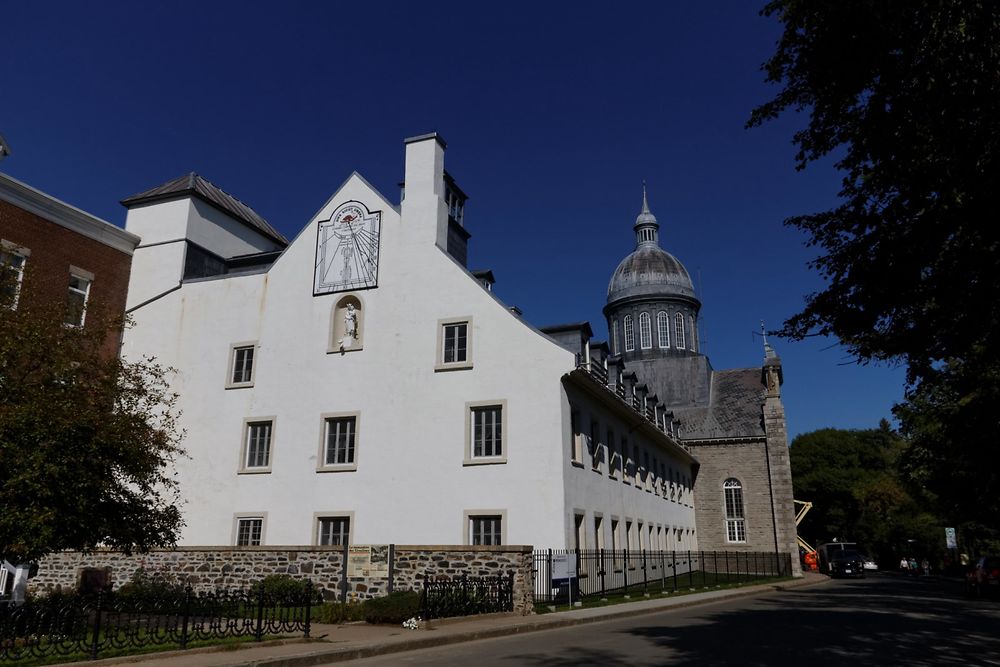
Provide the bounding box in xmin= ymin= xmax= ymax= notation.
xmin=29 ymin=545 xmax=534 ymax=614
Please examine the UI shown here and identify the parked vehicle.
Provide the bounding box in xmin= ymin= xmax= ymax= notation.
xmin=829 ymin=550 xmax=866 ymax=579
xmin=966 ymin=555 xmax=1000 ymax=597
xmin=859 ymin=554 xmax=878 ymax=571
xmin=817 ymin=542 xmax=859 ymax=575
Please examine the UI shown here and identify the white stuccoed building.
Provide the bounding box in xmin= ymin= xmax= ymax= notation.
xmin=121 ymin=133 xmax=698 ymax=552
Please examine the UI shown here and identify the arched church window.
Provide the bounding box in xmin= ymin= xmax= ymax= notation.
xmin=657 ymin=311 xmax=669 ymax=348
xmin=623 ymin=315 xmax=635 ymax=352
xmin=639 ymin=312 xmax=652 ymax=349
xmin=689 ymin=315 xmax=697 ymax=351
xmin=724 ymin=478 xmax=746 ymax=543
xmin=673 ymin=312 xmax=686 ymax=350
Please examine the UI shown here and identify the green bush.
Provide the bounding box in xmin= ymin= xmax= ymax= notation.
xmin=315 ymin=600 xmax=366 ymax=624
xmin=116 ymin=567 xmax=187 ymax=601
xmin=250 ymin=574 xmax=308 ymax=603
xmin=362 ymin=590 xmax=422 ymax=625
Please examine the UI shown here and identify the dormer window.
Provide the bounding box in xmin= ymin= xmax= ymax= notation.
xmin=443 ymin=172 xmax=467 ymax=225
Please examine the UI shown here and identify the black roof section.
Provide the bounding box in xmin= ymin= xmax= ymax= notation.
xmin=121 ymin=172 xmax=288 ymax=246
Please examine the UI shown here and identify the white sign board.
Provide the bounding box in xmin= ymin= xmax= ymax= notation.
xmin=552 ymin=553 xmax=577 ymax=580
xmin=945 ymin=527 xmax=957 ymax=549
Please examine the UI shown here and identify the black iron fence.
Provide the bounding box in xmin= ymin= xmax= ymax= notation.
xmin=0 ymin=582 xmax=321 ymax=663
xmin=421 ymin=574 xmax=513 ymax=620
xmin=533 ymin=549 xmax=792 ymax=603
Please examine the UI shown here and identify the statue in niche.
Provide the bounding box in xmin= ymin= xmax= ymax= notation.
xmin=340 ymin=302 xmax=359 ymax=350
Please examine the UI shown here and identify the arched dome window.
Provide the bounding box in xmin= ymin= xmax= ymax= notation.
xmin=623 ymin=315 xmax=635 ymax=352
xmin=657 ymin=311 xmax=670 ymax=348
xmin=639 ymin=312 xmax=652 ymax=349
xmin=673 ymin=312 xmax=686 ymax=350
xmin=724 ymin=478 xmax=746 ymax=543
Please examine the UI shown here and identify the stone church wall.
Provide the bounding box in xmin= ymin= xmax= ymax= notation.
xmin=28 ymin=545 xmax=535 ymax=614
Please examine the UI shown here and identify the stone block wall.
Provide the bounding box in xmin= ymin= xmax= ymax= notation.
xmin=29 ymin=545 xmax=535 ymax=614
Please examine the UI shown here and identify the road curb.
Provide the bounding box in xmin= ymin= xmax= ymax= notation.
xmin=234 ymin=575 xmax=829 ymax=667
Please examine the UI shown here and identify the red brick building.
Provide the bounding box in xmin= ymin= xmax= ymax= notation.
xmin=0 ymin=171 xmax=139 ymax=356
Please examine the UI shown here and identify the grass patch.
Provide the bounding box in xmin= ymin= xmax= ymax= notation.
xmin=534 ymin=574 xmax=795 ymax=614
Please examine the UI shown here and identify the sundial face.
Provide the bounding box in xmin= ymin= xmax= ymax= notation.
xmin=314 ymin=201 xmax=381 ymax=295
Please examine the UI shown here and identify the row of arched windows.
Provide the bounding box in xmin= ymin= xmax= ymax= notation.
xmin=613 ymin=311 xmax=696 ymax=354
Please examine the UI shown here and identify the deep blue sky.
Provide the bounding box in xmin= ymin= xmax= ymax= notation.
xmin=2 ymin=1 xmax=906 ymax=439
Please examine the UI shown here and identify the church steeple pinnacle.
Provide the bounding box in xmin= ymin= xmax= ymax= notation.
xmin=634 ymin=182 xmax=660 ymax=248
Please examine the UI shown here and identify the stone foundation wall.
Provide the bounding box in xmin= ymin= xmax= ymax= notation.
xmin=29 ymin=545 xmax=534 ymax=614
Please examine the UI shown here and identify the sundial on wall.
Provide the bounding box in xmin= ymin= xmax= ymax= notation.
xmin=314 ymin=201 xmax=381 ymax=294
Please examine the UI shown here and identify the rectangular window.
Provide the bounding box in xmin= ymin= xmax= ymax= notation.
xmin=318 ymin=517 xmax=350 ymax=546
xmin=633 ymin=445 xmax=641 ymax=485
xmin=626 ymin=520 xmax=635 ymax=551
xmin=0 ymin=245 xmax=27 ymax=309
xmin=589 ymin=419 xmax=601 ymax=470
xmin=607 ymin=427 xmax=617 ymax=477
xmin=437 ymin=317 xmax=473 ymax=370
xmin=243 ymin=420 xmax=273 ymax=471
xmin=574 ymin=513 xmax=585 ymax=551
xmin=571 ymin=409 xmax=583 ymax=464
xmin=469 ymin=515 xmax=502 ymax=546
xmin=231 ymin=345 xmax=255 ymax=385
xmin=325 ymin=416 xmax=356 ymax=466
xmin=236 ymin=518 xmax=263 ymax=546
xmin=594 ymin=516 xmax=605 ymax=550
xmin=65 ymin=273 xmax=91 ymax=327
xmin=470 ymin=404 xmax=503 ymax=459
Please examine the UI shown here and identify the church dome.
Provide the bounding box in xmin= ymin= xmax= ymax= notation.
xmin=607 ymin=245 xmax=696 ymax=302
xmin=606 ymin=188 xmax=697 ymax=303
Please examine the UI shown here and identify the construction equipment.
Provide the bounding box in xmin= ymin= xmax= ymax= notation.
xmin=794 ymin=499 xmax=819 ymax=572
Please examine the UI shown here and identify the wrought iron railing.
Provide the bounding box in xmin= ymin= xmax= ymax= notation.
xmin=0 ymin=582 xmax=320 ymax=663
xmin=533 ymin=549 xmax=792 ymax=604
xmin=421 ymin=574 xmax=513 ymax=619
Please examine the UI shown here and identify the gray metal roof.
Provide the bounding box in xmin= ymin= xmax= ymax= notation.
xmin=121 ymin=172 xmax=288 ymax=246
xmin=673 ymin=368 xmax=767 ymax=440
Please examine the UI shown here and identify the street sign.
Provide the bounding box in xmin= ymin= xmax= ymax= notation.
xmin=552 ymin=552 xmax=577 ymax=580
xmin=945 ymin=527 xmax=957 ymax=549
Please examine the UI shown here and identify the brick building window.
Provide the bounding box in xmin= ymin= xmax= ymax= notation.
xmin=0 ymin=244 xmax=28 ymax=309
xmin=724 ymin=478 xmax=747 ymax=543
xmin=65 ymin=272 xmax=92 ymax=327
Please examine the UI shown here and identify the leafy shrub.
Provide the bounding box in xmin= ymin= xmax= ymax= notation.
xmin=115 ymin=567 xmax=187 ymax=602
xmin=315 ymin=600 xmax=366 ymax=624
xmin=250 ymin=574 xmax=308 ymax=603
xmin=362 ymin=591 xmax=422 ymax=625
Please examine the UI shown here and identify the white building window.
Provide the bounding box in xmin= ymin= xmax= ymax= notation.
xmin=317 ymin=516 xmax=351 ymax=546
xmin=241 ymin=419 xmax=274 ymax=472
xmin=321 ymin=414 xmax=358 ymax=469
xmin=589 ymin=418 xmax=601 ymax=471
xmin=623 ymin=315 xmax=635 ymax=352
xmin=673 ymin=312 xmax=686 ymax=349
xmin=724 ymin=478 xmax=747 ymax=543
xmin=0 ymin=242 xmax=28 ymax=309
xmin=436 ymin=317 xmax=473 ymax=370
xmin=227 ymin=343 xmax=257 ymax=388
xmin=574 ymin=513 xmax=585 ymax=551
xmin=594 ymin=515 xmax=605 ymax=550
xmin=235 ymin=516 xmax=264 ymax=546
xmin=570 ymin=408 xmax=583 ymax=464
xmin=65 ymin=269 xmax=92 ymax=327
xmin=657 ymin=311 xmax=669 ymax=348
xmin=607 ymin=427 xmax=618 ymax=478
xmin=466 ymin=513 xmax=504 ymax=545
xmin=466 ymin=401 xmax=506 ymax=464
xmin=639 ymin=312 xmax=652 ymax=349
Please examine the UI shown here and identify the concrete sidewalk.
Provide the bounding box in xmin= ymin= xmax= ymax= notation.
xmin=74 ymin=573 xmax=829 ymax=667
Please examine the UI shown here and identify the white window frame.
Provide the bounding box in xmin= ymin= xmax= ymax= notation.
xmin=233 ymin=513 xmax=267 ymax=546
xmin=239 ymin=417 xmax=275 ymax=473
xmin=657 ymin=311 xmax=670 ymax=348
xmin=314 ymin=512 xmax=354 ymax=546
xmin=673 ymin=312 xmax=686 ymax=349
xmin=464 ymin=400 xmax=507 ymax=465
xmin=623 ymin=314 xmax=635 ymax=352
xmin=226 ymin=342 xmax=258 ymax=389
xmin=724 ymin=478 xmax=747 ymax=543
xmin=0 ymin=240 xmax=29 ymax=310
xmin=317 ymin=412 xmax=360 ymax=472
xmin=464 ymin=510 xmax=506 ymax=546
xmin=65 ymin=266 xmax=93 ymax=328
xmin=639 ymin=312 xmax=652 ymax=349
xmin=436 ymin=316 xmax=473 ymax=371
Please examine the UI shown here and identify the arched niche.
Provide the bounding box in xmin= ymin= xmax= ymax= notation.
xmin=329 ymin=294 xmax=364 ymax=354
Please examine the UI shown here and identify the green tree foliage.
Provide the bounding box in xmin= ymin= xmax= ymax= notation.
xmin=751 ymin=1 xmax=1000 ymax=537
xmin=0 ymin=276 xmax=185 ymax=564
xmin=791 ymin=424 xmax=942 ymax=563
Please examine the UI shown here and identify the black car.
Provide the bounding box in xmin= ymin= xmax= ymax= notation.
xmin=830 ymin=550 xmax=866 ymax=578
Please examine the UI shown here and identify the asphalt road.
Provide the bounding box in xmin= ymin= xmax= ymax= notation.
xmin=346 ymin=574 xmax=1000 ymax=666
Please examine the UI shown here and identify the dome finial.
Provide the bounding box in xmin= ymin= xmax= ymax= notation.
xmin=641 ymin=180 xmax=650 ymax=214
